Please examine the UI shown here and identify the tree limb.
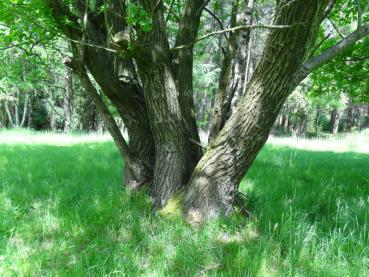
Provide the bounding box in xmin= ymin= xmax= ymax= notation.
xmin=297 ymin=22 xmax=369 ymax=82
xmin=357 ymin=0 xmax=363 ymax=28
xmin=171 ymin=23 xmax=296 ymax=51
xmin=204 ymin=7 xmax=228 ymax=40
xmin=328 ymin=17 xmax=344 ymax=38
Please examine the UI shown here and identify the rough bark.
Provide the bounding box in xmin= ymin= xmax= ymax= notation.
xmin=132 ymin=2 xmax=197 ymax=208
xmin=173 ymin=0 xmax=208 ymax=163
xmin=185 ymin=0 xmax=331 ymax=220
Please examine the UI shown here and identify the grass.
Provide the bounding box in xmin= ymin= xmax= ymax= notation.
xmin=0 ymin=129 xmax=369 ymax=276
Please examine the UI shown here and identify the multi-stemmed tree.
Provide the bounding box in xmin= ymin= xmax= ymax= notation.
xmin=2 ymin=0 xmax=369 ymax=220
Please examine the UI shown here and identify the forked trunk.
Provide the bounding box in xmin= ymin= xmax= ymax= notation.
xmin=185 ymin=0 xmax=330 ymax=219
xmin=134 ymin=3 xmax=197 ymax=208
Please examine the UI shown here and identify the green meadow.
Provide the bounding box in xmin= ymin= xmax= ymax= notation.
xmin=1 ymin=130 xmax=368 ymax=276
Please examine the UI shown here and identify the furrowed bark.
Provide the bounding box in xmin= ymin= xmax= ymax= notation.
xmin=133 ymin=1 xmax=194 ymax=208
xmin=173 ymin=0 xmax=209 ymax=164
xmin=185 ymin=0 xmax=332 ymax=220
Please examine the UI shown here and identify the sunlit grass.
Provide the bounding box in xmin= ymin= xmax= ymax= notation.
xmin=0 ymin=129 xmax=368 ymax=275
xmin=268 ymin=129 xmax=369 ymax=153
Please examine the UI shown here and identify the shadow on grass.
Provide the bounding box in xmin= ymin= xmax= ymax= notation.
xmin=0 ymin=141 xmax=368 ymax=275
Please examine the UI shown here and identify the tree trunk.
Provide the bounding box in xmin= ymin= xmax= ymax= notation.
xmin=79 ymin=94 xmax=98 ymax=131
xmin=231 ymin=0 xmax=255 ymax=112
xmin=27 ymin=91 xmax=34 ymax=128
xmin=184 ymin=0 xmax=330 ymax=220
xmin=133 ymin=3 xmax=197 ymax=208
xmin=208 ymin=0 xmax=254 ymax=143
xmin=0 ymin=103 xmax=4 ymax=128
xmin=46 ymin=0 xmax=156 ymax=190
xmin=19 ymin=94 xmax=29 ymax=128
xmin=63 ymin=65 xmax=74 ymax=132
xmin=14 ymin=91 xmax=20 ymax=127
xmin=315 ymin=106 xmax=320 ymax=135
xmin=357 ymin=105 xmax=364 ymax=130
xmin=346 ymin=104 xmax=354 ymax=132
xmin=4 ymin=100 xmax=14 ymax=128
xmin=330 ymin=108 xmax=341 ymax=135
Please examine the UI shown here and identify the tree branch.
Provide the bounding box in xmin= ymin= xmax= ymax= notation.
xmin=171 ymin=23 xmax=296 ymax=51
xmin=322 ymin=0 xmax=337 ymax=20
xmin=357 ymin=0 xmax=363 ymax=28
xmin=204 ymin=7 xmax=228 ymax=40
xmin=328 ymin=17 xmax=344 ymax=38
xmin=297 ymin=22 xmax=369 ymax=82
xmin=165 ymin=0 xmax=177 ymax=24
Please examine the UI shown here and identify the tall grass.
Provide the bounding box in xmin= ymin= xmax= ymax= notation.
xmin=0 ymin=130 xmax=368 ymax=276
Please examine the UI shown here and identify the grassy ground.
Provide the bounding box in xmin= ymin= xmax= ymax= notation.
xmin=0 ymin=129 xmax=369 ymax=276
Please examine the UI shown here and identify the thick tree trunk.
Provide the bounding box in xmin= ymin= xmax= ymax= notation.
xmin=173 ymin=0 xmax=207 ymax=164
xmin=64 ymin=54 xmax=153 ymax=190
xmin=133 ymin=2 xmax=197 ymax=208
xmin=185 ymin=0 xmax=330 ymax=220
xmin=46 ymin=0 xmax=155 ymax=190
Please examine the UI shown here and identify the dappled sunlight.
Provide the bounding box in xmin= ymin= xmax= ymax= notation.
xmin=0 ymin=131 xmax=368 ymax=275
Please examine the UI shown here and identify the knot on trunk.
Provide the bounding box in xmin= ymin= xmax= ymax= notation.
xmin=62 ymin=56 xmax=83 ymax=74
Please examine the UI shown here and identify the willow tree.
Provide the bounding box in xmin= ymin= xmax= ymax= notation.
xmin=3 ymin=0 xmax=369 ymax=219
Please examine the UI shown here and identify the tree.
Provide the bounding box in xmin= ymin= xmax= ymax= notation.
xmin=2 ymin=0 xmax=369 ymax=220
